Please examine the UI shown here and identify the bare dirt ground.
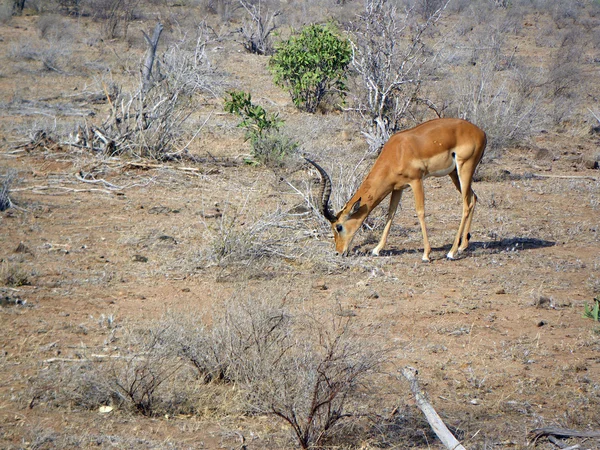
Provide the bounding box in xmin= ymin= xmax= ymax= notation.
xmin=1 ymin=5 xmax=600 ymax=450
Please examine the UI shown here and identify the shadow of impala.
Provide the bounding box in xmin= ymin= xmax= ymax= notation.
xmin=354 ymin=237 xmax=555 ymax=258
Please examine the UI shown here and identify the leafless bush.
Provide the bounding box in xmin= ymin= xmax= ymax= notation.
xmin=0 ymin=168 xmax=16 ymax=211
xmin=166 ymin=291 xmax=388 ymax=449
xmin=201 ymin=200 xmax=311 ymax=267
xmin=239 ymin=0 xmax=280 ymax=55
xmin=81 ymin=0 xmax=140 ymax=39
xmin=31 ymin=289 xmax=389 ymax=446
xmin=441 ymin=27 xmax=543 ymax=152
xmin=349 ymin=0 xmax=449 ymax=152
xmin=9 ymin=40 xmax=72 ymax=72
xmin=81 ymin=24 xmax=219 ymax=159
xmin=546 ymin=40 xmax=584 ymax=99
xmin=551 ymin=0 xmax=585 ymax=29
xmin=407 ymin=0 xmax=447 ymax=20
xmin=199 ymin=0 xmax=239 ymax=21
xmin=36 ymin=14 xmax=74 ymax=42
xmin=0 ymin=1 xmax=13 ymax=22
xmin=30 ymin=322 xmax=190 ymax=416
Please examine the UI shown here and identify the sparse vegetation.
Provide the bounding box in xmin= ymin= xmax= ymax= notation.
xmin=0 ymin=261 xmax=30 ymax=287
xmin=32 ymin=292 xmax=387 ymax=448
xmin=2 ymin=1 xmax=600 ymax=449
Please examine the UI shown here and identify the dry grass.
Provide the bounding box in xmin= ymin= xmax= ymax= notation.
xmin=1 ymin=1 xmax=599 ymax=449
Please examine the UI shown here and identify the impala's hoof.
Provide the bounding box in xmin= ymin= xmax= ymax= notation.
xmin=372 ymin=248 xmax=380 ymax=256
xmin=446 ymin=252 xmax=456 ymax=260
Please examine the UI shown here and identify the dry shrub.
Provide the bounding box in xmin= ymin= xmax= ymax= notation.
xmin=0 ymin=168 xmax=16 ymax=211
xmin=166 ymin=289 xmax=389 ymax=449
xmin=31 ymin=289 xmax=390 ymax=448
xmin=239 ymin=0 xmax=280 ymax=55
xmin=81 ymin=0 xmax=140 ymax=39
xmin=30 ymin=321 xmax=202 ymax=416
xmin=349 ymin=0 xmax=449 ymax=152
xmin=36 ymin=14 xmax=71 ymax=41
xmin=201 ymin=204 xmax=286 ymax=267
xmin=440 ymin=29 xmax=542 ymax=152
xmin=8 ymin=38 xmax=73 ymax=72
xmin=0 ymin=1 xmax=13 ymax=23
xmin=0 ymin=261 xmax=30 ymax=287
xmin=81 ymin=23 xmax=221 ymax=160
xmin=198 ymin=0 xmax=239 ymax=21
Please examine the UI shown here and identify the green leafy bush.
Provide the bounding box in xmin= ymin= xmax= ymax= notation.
xmin=224 ymin=90 xmax=296 ymax=166
xmin=224 ymin=90 xmax=283 ymax=140
xmin=269 ymin=23 xmax=351 ymax=113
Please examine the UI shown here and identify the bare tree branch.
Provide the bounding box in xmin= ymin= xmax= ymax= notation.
xmin=401 ymin=367 xmax=467 ymax=450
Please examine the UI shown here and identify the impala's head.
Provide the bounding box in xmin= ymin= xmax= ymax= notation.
xmin=305 ymin=158 xmax=365 ymax=256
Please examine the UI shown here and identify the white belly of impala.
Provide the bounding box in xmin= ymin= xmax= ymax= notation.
xmin=425 ymin=158 xmax=456 ymax=178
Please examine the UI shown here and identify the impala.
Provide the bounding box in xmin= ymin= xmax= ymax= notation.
xmin=306 ymin=118 xmax=487 ymax=261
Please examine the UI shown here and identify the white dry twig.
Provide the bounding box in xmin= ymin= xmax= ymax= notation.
xmin=401 ymin=367 xmax=467 ymax=450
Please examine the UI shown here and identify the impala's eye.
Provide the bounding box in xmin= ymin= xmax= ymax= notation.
xmin=336 ymin=224 xmax=343 ymax=233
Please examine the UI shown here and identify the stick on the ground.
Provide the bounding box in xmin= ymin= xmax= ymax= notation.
xmin=401 ymin=367 xmax=467 ymax=450
xmin=528 ymin=427 xmax=600 ymax=446
xmin=532 ymin=173 xmax=598 ymax=181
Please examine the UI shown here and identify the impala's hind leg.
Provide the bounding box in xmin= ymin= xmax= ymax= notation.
xmin=447 ymin=163 xmax=477 ymax=259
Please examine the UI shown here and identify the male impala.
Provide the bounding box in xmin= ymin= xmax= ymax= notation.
xmin=306 ymin=118 xmax=487 ymax=261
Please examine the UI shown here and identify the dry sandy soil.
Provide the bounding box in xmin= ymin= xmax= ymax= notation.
xmin=1 ymin=4 xmax=600 ymax=450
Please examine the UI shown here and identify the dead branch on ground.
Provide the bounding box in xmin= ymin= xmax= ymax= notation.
xmin=528 ymin=427 xmax=600 ymax=447
xmin=401 ymin=367 xmax=467 ymax=450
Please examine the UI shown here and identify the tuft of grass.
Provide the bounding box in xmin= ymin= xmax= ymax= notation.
xmin=0 ymin=169 xmax=16 ymax=211
xmin=583 ymin=297 xmax=600 ymax=322
xmin=0 ymin=262 xmax=30 ymax=287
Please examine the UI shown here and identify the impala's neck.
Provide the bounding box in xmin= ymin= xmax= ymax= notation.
xmin=342 ymin=164 xmax=394 ymax=220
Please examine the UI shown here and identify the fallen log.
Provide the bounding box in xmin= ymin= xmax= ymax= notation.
xmin=401 ymin=367 xmax=467 ymax=450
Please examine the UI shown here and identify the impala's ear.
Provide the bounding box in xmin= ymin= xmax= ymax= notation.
xmin=348 ymin=198 xmax=362 ymax=216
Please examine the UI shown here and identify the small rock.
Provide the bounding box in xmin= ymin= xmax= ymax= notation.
xmin=132 ymin=255 xmax=148 ymax=262
xmin=496 ymin=288 xmax=506 ymax=295
xmin=15 ymin=242 xmax=32 ymax=254
xmin=98 ymin=405 xmax=113 ymax=414
xmin=535 ymin=296 xmax=552 ymax=308
xmin=200 ymin=208 xmax=222 ymax=219
xmin=158 ymin=235 xmax=177 ymax=244
xmin=312 ymin=280 xmax=328 ymax=290
xmin=584 ymin=157 xmax=599 ymax=170
xmin=537 ymin=320 xmax=547 ymax=327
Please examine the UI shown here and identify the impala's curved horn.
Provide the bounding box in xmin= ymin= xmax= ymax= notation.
xmin=305 ymin=157 xmax=336 ymax=223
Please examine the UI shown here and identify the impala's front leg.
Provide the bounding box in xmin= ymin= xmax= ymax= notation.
xmin=411 ymin=179 xmax=432 ymax=262
xmin=372 ymin=189 xmax=402 ymax=256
